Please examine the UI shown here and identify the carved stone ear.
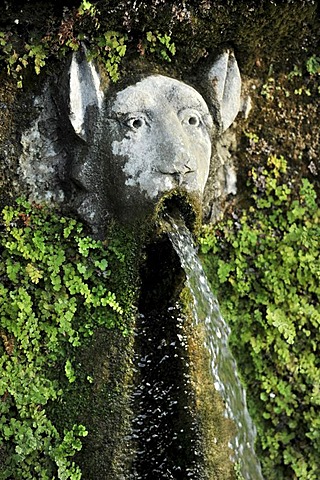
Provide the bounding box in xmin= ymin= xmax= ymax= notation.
xmin=69 ymin=47 xmax=104 ymax=141
xmin=207 ymin=50 xmax=241 ymax=132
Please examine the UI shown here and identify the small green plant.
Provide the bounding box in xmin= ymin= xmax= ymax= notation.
xmin=89 ymin=31 xmax=128 ymax=82
xmin=294 ymin=86 xmax=311 ymax=96
xmin=243 ymin=130 xmax=259 ymax=144
xmin=234 ymin=462 xmax=245 ymax=480
xmin=78 ymin=0 xmax=98 ymax=18
xmin=306 ymin=54 xmax=320 ymax=75
xmin=287 ymin=64 xmax=302 ymax=80
xmin=261 ymin=53 xmax=319 ymax=101
xmin=0 ymin=0 xmax=176 ymax=87
xmin=144 ymin=31 xmax=176 ymax=62
xmin=0 ymin=198 xmax=131 ymax=478
xmin=287 ymin=54 xmax=319 ymax=96
xmin=200 ymin=157 xmax=320 ymax=479
xmin=260 ymin=76 xmax=276 ymax=100
xmin=0 ymin=32 xmax=49 ymax=87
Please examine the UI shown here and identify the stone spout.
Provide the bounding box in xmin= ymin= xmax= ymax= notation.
xmin=63 ymin=49 xmax=242 ymax=230
xmin=17 ymin=48 xmax=242 ymax=231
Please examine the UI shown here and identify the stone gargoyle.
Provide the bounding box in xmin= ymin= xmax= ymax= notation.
xmin=19 ymin=49 xmax=241 ymax=231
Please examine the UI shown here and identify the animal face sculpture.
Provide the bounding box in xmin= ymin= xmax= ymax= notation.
xmin=110 ymin=76 xmax=213 ymax=199
xmin=67 ymin=50 xmax=241 ymax=227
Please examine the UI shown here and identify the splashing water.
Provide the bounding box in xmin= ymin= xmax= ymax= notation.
xmin=168 ymin=217 xmax=264 ymax=480
xmin=129 ymin=309 xmax=205 ymax=480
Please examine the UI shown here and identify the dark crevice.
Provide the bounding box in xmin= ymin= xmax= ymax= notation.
xmin=138 ymin=236 xmax=184 ymax=315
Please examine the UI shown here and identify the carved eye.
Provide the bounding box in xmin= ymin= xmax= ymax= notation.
xmin=180 ymin=109 xmax=202 ymax=128
xmin=187 ymin=115 xmax=200 ymax=126
xmin=125 ymin=115 xmax=146 ymax=130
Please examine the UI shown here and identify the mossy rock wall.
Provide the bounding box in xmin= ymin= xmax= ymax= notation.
xmin=0 ymin=1 xmax=319 ymax=479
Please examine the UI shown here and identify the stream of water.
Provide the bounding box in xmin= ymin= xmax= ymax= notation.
xmin=168 ymin=218 xmax=264 ymax=480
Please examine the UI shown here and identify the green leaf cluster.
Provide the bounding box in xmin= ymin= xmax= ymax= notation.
xmin=0 ymin=198 xmax=130 ymax=478
xmin=0 ymin=31 xmax=49 ymax=88
xmin=0 ymin=1 xmax=175 ymax=86
xmin=144 ymin=31 xmax=176 ymax=63
xmin=89 ymin=30 xmax=128 ymax=82
xmin=200 ymin=157 xmax=320 ymax=479
xmin=262 ymin=54 xmax=320 ymax=100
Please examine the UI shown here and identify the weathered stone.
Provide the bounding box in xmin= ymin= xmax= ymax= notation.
xmin=203 ymin=130 xmax=238 ymax=223
xmin=69 ymin=49 xmax=104 ymax=141
xmin=19 ymin=89 xmax=66 ymax=204
xmin=207 ymin=50 xmax=242 ymax=132
xmin=17 ymin=49 xmax=242 ymax=231
xmin=67 ymin=50 xmax=241 ymax=229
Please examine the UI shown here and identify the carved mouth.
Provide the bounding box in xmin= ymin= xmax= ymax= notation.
xmin=156 ymin=191 xmax=200 ymax=233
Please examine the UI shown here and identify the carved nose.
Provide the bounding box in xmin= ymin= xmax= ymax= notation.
xmin=158 ymin=150 xmax=196 ymax=179
xmin=158 ymin=117 xmax=197 ymax=176
xmin=171 ymin=171 xmax=191 ymax=186
xmin=172 ymin=154 xmax=196 ymax=175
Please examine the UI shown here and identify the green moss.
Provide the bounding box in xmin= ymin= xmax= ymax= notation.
xmin=48 ymin=325 xmax=136 ymax=479
xmin=180 ymin=289 xmax=237 ymax=480
xmin=154 ymin=189 xmax=203 ymax=237
xmin=0 ymin=80 xmax=19 ymax=208
xmin=234 ymin=54 xmax=320 ymax=212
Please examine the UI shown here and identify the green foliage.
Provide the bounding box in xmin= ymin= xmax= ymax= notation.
xmin=263 ymin=54 xmax=320 ymax=100
xmin=88 ymin=30 xmax=128 ymax=82
xmin=234 ymin=462 xmax=245 ymax=480
xmin=0 ymin=31 xmax=49 ymax=88
xmin=286 ymin=55 xmax=320 ymax=95
xmin=200 ymin=157 xmax=320 ymax=479
xmin=306 ymin=54 xmax=320 ymax=75
xmin=144 ymin=31 xmax=176 ymax=62
xmin=0 ymin=0 xmax=175 ymax=86
xmin=243 ymin=130 xmax=259 ymax=144
xmin=0 ymin=0 xmax=318 ymax=88
xmin=78 ymin=0 xmax=97 ymax=18
xmin=0 ymin=198 xmax=130 ymax=478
